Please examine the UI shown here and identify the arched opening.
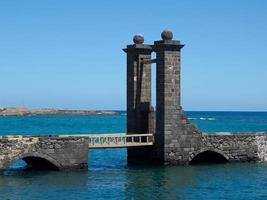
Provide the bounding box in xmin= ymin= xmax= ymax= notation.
xmin=7 ymin=156 xmax=60 ymax=171
xmin=23 ymin=156 xmax=59 ymax=170
xmin=190 ymin=151 xmax=228 ymax=165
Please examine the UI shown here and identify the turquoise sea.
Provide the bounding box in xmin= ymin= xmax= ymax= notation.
xmin=1 ymin=111 xmax=267 ymax=200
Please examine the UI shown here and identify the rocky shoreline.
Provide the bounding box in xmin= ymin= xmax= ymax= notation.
xmin=0 ymin=108 xmax=120 ymax=116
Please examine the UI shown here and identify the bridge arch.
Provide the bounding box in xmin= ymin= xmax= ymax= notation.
xmin=189 ymin=149 xmax=229 ymax=165
xmin=4 ymin=152 xmax=62 ymax=170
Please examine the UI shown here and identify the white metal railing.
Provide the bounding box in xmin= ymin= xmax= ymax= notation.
xmin=87 ymin=133 xmax=154 ymax=148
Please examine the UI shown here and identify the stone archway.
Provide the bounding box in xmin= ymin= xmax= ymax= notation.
xmin=3 ymin=152 xmax=62 ymax=171
xmin=189 ymin=149 xmax=228 ymax=164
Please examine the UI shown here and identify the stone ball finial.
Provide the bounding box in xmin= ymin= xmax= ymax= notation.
xmin=133 ymin=34 xmax=144 ymax=44
xmin=161 ymin=29 xmax=173 ymax=40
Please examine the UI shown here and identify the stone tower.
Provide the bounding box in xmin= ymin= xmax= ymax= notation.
xmin=153 ymin=30 xmax=200 ymax=165
xmin=123 ymin=35 xmax=154 ymax=164
xmin=124 ymin=30 xmax=200 ymax=165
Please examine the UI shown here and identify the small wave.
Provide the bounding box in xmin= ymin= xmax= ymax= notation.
xmin=188 ymin=117 xmax=197 ymax=120
xmin=188 ymin=117 xmax=216 ymax=121
xmin=207 ymin=118 xmax=216 ymax=121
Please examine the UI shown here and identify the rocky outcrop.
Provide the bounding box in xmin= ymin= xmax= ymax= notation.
xmin=0 ymin=108 xmax=119 ymax=116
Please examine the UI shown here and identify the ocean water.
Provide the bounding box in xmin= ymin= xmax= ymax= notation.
xmin=1 ymin=111 xmax=267 ymax=200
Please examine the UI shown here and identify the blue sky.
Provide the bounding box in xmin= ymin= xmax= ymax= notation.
xmin=0 ymin=0 xmax=266 ymax=111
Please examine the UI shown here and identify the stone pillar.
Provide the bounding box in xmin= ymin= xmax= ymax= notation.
xmin=123 ymin=34 xmax=154 ymax=164
xmin=153 ymin=30 xmax=200 ymax=165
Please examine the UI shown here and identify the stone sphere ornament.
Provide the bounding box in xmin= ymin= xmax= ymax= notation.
xmin=161 ymin=29 xmax=173 ymax=40
xmin=133 ymin=34 xmax=144 ymax=44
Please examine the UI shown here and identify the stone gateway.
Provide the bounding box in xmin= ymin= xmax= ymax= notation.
xmin=0 ymin=30 xmax=267 ymax=171
xmin=124 ymin=30 xmax=267 ymax=165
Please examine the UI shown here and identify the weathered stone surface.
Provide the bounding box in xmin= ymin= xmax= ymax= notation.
xmin=133 ymin=34 xmax=144 ymax=44
xmin=0 ymin=136 xmax=88 ymax=171
xmin=152 ymin=33 xmax=201 ymax=165
xmin=161 ymin=29 xmax=173 ymax=41
xmin=194 ymin=133 xmax=267 ymax=163
xmin=123 ymin=35 xmax=155 ymax=164
xmin=125 ymin=30 xmax=267 ymax=165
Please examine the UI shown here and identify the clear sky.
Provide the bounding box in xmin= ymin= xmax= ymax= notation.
xmin=0 ymin=0 xmax=266 ymax=111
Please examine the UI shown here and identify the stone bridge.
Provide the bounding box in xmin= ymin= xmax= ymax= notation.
xmin=0 ymin=134 xmax=154 ymax=171
xmin=195 ymin=133 xmax=267 ymax=163
xmin=0 ymin=136 xmax=88 ymax=171
xmin=0 ymin=30 xmax=266 ymax=171
xmin=174 ymin=132 xmax=267 ymax=164
xmin=1 ymin=132 xmax=267 ymax=171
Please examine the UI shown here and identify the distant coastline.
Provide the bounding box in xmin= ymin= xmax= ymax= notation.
xmin=0 ymin=107 xmax=119 ymax=116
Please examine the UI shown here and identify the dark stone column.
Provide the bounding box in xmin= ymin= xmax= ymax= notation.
xmin=123 ymin=34 xmax=154 ymax=164
xmin=153 ymin=30 xmax=200 ymax=165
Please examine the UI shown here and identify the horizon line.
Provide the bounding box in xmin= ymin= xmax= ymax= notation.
xmin=1 ymin=107 xmax=267 ymax=113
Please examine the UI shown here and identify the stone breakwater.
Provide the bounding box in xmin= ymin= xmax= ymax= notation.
xmin=0 ymin=108 xmax=119 ymax=116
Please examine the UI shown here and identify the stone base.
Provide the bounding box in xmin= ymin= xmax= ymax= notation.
xmin=127 ymin=146 xmax=158 ymax=165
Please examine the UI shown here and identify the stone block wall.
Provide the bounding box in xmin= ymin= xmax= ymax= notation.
xmin=0 ymin=136 xmax=88 ymax=170
xmin=152 ymin=32 xmax=202 ymax=165
xmin=194 ymin=133 xmax=267 ymax=163
xmin=155 ymin=113 xmax=201 ymax=165
xmin=157 ymin=130 xmax=267 ymax=165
